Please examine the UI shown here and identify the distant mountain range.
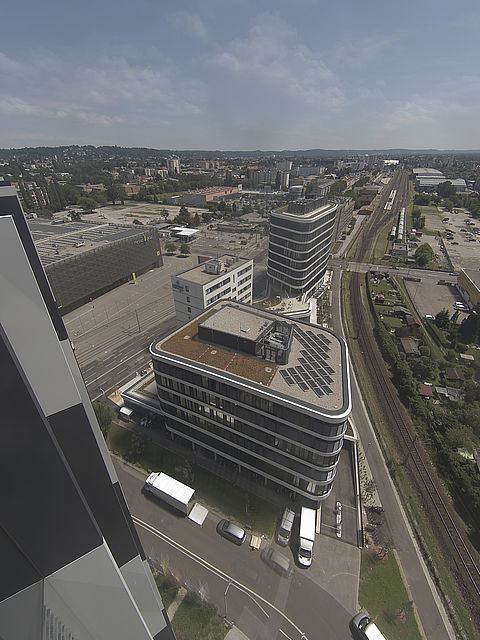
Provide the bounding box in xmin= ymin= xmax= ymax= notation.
xmin=1 ymin=144 xmax=480 ymax=161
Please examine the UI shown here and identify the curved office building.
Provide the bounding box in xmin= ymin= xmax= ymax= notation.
xmin=267 ymin=197 xmax=337 ymax=296
xmin=150 ymin=300 xmax=351 ymax=506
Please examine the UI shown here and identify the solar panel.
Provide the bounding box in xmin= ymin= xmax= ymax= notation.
xmin=298 ymin=382 xmax=308 ymax=391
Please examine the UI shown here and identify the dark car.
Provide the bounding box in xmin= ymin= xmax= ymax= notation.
xmin=261 ymin=547 xmax=292 ymax=577
xmin=216 ymin=519 xmax=246 ymax=545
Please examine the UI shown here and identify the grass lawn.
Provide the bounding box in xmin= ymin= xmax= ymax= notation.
xmin=379 ymin=315 xmax=403 ymax=329
xmin=107 ymin=423 xmax=278 ymax=537
xmin=359 ymin=549 xmax=421 ymax=640
xmin=172 ymin=592 xmax=230 ymax=640
xmin=154 ymin=572 xmax=179 ymax=610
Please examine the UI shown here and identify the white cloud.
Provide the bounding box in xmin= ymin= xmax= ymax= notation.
xmin=171 ymin=11 xmax=208 ymax=42
xmin=0 ymin=49 xmax=206 ymax=130
xmin=332 ymin=36 xmax=397 ymax=68
xmin=210 ymin=13 xmax=345 ymax=110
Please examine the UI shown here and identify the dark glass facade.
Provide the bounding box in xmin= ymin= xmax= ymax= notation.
xmin=152 ymin=359 xmax=347 ymax=503
xmin=267 ymin=203 xmax=337 ymax=295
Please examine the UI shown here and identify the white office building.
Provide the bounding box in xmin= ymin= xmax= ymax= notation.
xmin=171 ymin=254 xmax=254 ymax=324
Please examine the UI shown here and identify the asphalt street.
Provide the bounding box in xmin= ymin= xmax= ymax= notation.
xmin=64 ymin=234 xmax=269 ymax=400
xmin=114 ymin=458 xmax=354 ymax=640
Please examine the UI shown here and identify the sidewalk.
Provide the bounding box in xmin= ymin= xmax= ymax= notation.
xmin=167 ymin=586 xmax=250 ymax=640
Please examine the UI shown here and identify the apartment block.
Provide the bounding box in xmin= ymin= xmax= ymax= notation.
xmin=171 ymin=254 xmax=254 ymax=324
xmin=150 ymin=300 xmax=351 ymax=505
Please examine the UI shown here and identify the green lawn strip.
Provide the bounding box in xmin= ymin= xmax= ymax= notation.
xmin=359 ymin=549 xmax=421 ymax=640
xmin=172 ymin=592 xmax=231 ymax=640
xmin=154 ymin=572 xmax=179 ymax=610
xmin=107 ymin=423 xmax=277 ymax=537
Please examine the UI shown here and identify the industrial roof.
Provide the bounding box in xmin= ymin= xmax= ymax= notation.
xmin=28 ymin=219 xmax=151 ymax=266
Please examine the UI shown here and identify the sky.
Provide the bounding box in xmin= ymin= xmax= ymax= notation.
xmin=1 ymin=0 xmax=480 ymax=150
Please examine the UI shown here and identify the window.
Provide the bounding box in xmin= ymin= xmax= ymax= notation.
xmin=185 ymin=286 xmax=189 ymax=292
xmin=186 ymin=296 xmax=190 ymax=302
xmin=187 ymin=306 xmax=191 ymax=313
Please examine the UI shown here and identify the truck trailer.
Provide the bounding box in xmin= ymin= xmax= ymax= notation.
xmin=298 ymin=506 xmax=316 ymax=567
xmin=143 ymin=472 xmax=195 ymax=515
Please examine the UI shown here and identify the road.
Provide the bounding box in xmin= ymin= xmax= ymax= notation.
xmin=114 ymin=458 xmax=354 ymax=640
xmin=65 ymin=239 xmax=270 ymax=400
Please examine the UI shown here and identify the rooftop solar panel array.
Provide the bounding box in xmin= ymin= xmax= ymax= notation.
xmin=279 ymin=326 xmax=334 ymax=398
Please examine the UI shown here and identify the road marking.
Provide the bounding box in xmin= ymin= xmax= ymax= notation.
xmin=279 ymin=629 xmax=296 ymax=640
xmin=85 ymin=346 xmax=149 ymax=386
xmin=133 ymin=514 xmax=310 ymax=638
xmin=133 ymin=515 xmax=269 ymax=618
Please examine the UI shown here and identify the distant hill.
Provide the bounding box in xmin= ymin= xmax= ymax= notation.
xmin=1 ymin=144 xmax=480 ymax=161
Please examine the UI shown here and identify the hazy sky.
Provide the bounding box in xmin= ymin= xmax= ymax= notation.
xmin=1 ymin=0 xmax=479 ymax=150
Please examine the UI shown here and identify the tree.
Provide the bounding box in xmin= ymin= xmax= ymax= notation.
xmin=435 ymin=309 xmax=450 ymax=330
xmin=193 ymin=213 xmax=200 ymax=227
xmin=330 ymin=180 xmax=347 ymax=196
xmin=437 ymin=181 xmax=456 ymax=198
xmin=410 ymin=355 xmax=438 ymax=380
xmin=164 ymin=241 xmax=177 ymax=254
xmin=176 ymin=205 xmax=191 ymax=225
xmin=459 ymin=312 xmax=480 ymax=344
xmin=180 ymin=243 xmax=191 ymax=256
xmin=415 ymin=243 xmax=434 ymax=267
xmin=161 ymin=209 xmax=169 ymax=222
xmin=106 ymin=182 xmax=126 ymax=205
xmin=125 ymin=430 xmax=148 ymax=463
xmin=414 ymin=193 xmax=431 ymax=206
xmin=93 ymin=401 xmax=114 ymax=439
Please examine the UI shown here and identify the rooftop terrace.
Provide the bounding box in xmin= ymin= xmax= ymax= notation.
xmin=152 ymin=301 xmax=349 ymax=417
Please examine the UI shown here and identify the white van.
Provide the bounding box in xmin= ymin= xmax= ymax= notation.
xmin=352 ymin=613 xmax=387 ymax=640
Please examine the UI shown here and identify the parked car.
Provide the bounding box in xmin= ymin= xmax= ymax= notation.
xmin=276 ymin=507 xmax=295 ymax=546
xmin=216 ymin=519 xmax=246 ymax=545
xmin=261 ymin=547 xmax=292 ymax=577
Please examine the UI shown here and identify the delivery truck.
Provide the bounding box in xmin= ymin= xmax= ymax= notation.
xmin=143 ymin=472 xmax=195 ymax=515
xmin=298 ymin=506 xmax=316 ymax=567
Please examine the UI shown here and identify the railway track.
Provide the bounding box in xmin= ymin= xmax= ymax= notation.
xmin=348 ymin=169 xmax=480 ymax=625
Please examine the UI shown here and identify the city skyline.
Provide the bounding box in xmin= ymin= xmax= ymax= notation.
xmin=2 ymin=0 xmax=480 ymax=150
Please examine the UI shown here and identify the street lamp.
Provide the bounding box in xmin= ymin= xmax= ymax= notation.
xmin=224 ymin=581 xmax=232 ymax=620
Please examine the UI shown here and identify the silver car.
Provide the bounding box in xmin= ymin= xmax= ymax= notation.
xmin=216 ymin=519 xmax=246 ymax=545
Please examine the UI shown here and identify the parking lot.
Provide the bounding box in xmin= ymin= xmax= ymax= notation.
xmin=421 ymin=206 xmax=480 ymax=271
xmin=28 ymin=219 xmax=147 ymax=265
